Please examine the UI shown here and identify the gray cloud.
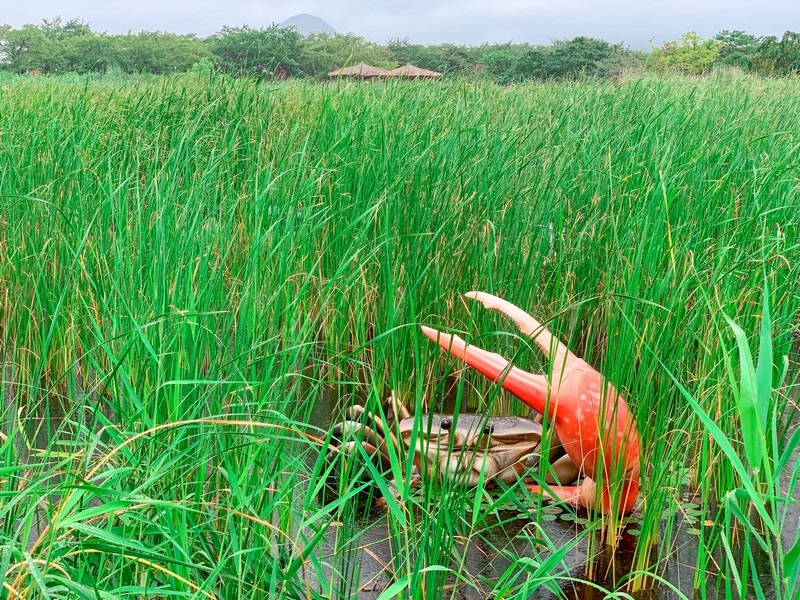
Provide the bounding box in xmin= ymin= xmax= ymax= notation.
xmin=3 ymin=0 xmax=798 ymax=48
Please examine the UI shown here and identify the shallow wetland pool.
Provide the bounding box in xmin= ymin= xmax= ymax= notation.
xmin=309 ymin=386 xmax=800 ymax=599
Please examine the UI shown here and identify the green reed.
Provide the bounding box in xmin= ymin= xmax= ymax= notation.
xmin=0 ymin=72 xmax=798 ymax=598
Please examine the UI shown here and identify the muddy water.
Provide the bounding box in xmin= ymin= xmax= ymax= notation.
xmin=310 ymin=386 xmax=799 ymax=600
xmin=313 ymin=513 xmax=714 ymax=599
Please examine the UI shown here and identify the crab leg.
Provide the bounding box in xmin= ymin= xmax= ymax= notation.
xmin=345 ymin=405 xmax=399 ymax=449
xmin=385 ymin=391 xmax=411 ymax=421
xmin=331 ymin=421 xmax=387 ymax=454
xmin=530 ymin=479 xmax=603 ymax=510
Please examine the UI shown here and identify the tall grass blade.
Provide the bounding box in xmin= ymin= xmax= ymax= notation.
xmin=723 ymin=314 xmax=764 ymax=472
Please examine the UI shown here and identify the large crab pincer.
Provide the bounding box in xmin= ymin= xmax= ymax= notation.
xmin=422 ymin=292 xmax=640 ymax=515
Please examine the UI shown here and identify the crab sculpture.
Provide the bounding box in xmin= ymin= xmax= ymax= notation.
xmin=421 ymin=292 xmax=640 ymax=515
xmin=329 ymin=393 xmax=580 ymax=490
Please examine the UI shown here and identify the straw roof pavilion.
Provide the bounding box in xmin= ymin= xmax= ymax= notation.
xmin=328 ymin=63 xmax=391 ymax=78
xmin=388 ymin=64 xmax=443 ymax=79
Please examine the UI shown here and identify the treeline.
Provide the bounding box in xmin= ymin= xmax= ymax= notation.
xmin=1 ymin=17 xmax=799 ymax=81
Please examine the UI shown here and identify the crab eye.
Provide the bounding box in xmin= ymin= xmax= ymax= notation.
xmin=440 ymin=418 xmax=452 ymax=431
xmin=483 ymin=423 xmax=494 ymax=435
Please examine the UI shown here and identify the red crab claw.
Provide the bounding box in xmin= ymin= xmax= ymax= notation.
xmin=421 ymin=292 xmax=640 ymax=515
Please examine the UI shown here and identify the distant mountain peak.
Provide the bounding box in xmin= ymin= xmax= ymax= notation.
xmin=280 ymin=14 xmax=335 ymax=36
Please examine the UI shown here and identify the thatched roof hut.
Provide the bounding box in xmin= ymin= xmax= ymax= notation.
xmin=328 ymin=63 xmax=391 ymax=78
xmin=388 ymin=64 xmax=443 ymax=79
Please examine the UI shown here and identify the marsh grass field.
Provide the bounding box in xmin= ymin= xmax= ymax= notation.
xmin=1 ymin=73 xmax=799 ymax=599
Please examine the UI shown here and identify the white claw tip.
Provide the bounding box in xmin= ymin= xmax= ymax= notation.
xmin=463 ymin=290 xmax=486 ymax=303
xmin=463 ymin=290 xmax=497 ymax=308
xmin=420 ymin=325 xmax=441 ymax=341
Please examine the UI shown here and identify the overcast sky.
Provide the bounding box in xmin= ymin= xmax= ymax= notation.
xmin=4 ymin=1 xmax=799 ymax=49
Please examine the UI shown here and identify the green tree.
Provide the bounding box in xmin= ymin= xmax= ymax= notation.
xmin=516 ymin=38 xmax=639 ymax=82
xmin=111 ymin=32 xmax=209 ymax=74
xmin=596 ymin=48 xmax=646 ymax=78
xmin=211 ymin=25 xmax=302 ymax=76
xmin=387 ymin=38 xmax=424 ymax=66
xmin=0 ymin=24 xmax=59 ymax=72
xmin=753 ymin=31 xmax=800 ymax=75
xmin=189 ymin=57 xmax=214 ymax=78
xmin=39 ymin=17 xmax=92 ymax=40
xmin=550 ymin=37 xmax=619 ymax=77
xmin=388 ymin=39 xmax=479 ymax=75
xmin=516 ymin=46 xmax=551 ymax=80
xmin=39 ymin=17 xmax=95 ymax=73
xmin=713 ymin=30 xmax=758 ymax=70
xmin=62 ymin=33 xmax=116 ymax=73
xmin=302 ymin=32 xmax=394 ymax=77
xmin=650 ymin=31 xmax=721 ymax=75
xmin=481 ymin=43 xmax=530 ymax=84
